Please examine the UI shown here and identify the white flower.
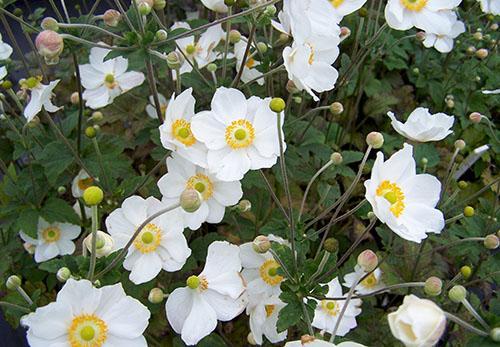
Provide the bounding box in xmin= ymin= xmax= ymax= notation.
xmin=0 ymin=33 xmax=13 ymax=80
xmin=384 ymin=0 xmax=461 ymax=33
xmin=311 ymin=278 xmax=362 ymax=336
xmin=165 ymin=241 xmax=246 ymax=345
xmin=342 ymin=265 xmax=384 ymax=294
xmin=71 ymin=169 xmax=94 ymax=198
xmin=388 ymin=295 xmax=446 ymax=347
xmin=423 ymin=13 xmax=465 ymax=53
xmin=285 ymin=337 xmax=366 ymax=347
xmin=158 ymin=88 xmax=208 ymax=168
xmin=22 ymin=279 xmax=150 ymax=347
xmin=158 ymin=153 xmax=242 ymax=230
xmin=146 ymin=93 xmax=168 ymax=119
xmin=0 ymin=66 xmax=6 ymax=81
xmin=387 ymin=107 xmax=455 ymax=142
xmin=246 ymin=294 xmax=287 ymax=345
xmin=191 ymin=87 xmax=285 ymax=181
xmin=83 ymin=230 xmax=115 ymax=258
xmin=478 ymin=0 xmax=500 ymax=14
xmin=173 ymin=22 xmax=225 ymax=78
xmin=73 ymin=201 xmax=92 ymax=220
xmin=329 ymin=0 xmax=368 ymax=22
xmin=482 ymin=89 xmax=500 ymax=94
xmin=234 ymin=39 xmax=264 ymax=86
xmin=106 ymin=195 xmax=191 ymax=284
xmin=80 ymin=46 xmax=145 ymax=109
xmin=364 ymin=143 xmax=445 ymax=243
xmin=23 ymin=79 xmax=61 ymax=122
xmin=200 ymin=0 xmax=228 ymax=13
xmin=19 ymin=218 xmax=80 ymax=263
xmin=239 ymin=242 xmax=285 ymax=298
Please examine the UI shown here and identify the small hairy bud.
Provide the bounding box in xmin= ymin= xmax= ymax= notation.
xmin=180 ymin=189 xmax=202 ymax=213
xmin=490 ymin=23 xmax=499 ymax=31
xmin=252 ymin=235 xmax=271 ymax=253
xmin=323 ymin=237 xmax=339 ymax=253
xmin=57 ymin=186 xmax=66 ymax=195
xmin=357 ymin=249 xmax=378 ymax=272
xmin=166 ymin=51 xmax=183 ymax=70
xmin=460 ymin=265 xmax=472 ymax=279
xmin=286 ymin=80 xmax=299 ymax=94
xmin=446 ymin=98 xmax=455 ymax=108
xmin=448 ymin=285 xmax=467 ymax=303
xmin=103 ymin=9 xmax=121 ymax=27
xmin=465 ymin=46 xmax=476 ymax=56
xmin=264 ymin=5 xmax=277 ymax=17
xmin=35 ymin=30 xmax=64 ymax=65
xmin=85 ymin=126 xmax=97 ymax=138
xmin=276 ymin=33 xmax=291 ymax=46
xmin=91 ymin=111 xmax=103 ymax=122
xmin=206 ymin=63 xmax=217 ymax=72
xmin=458 ymin=181 xmax=468 ymax=190
xmin=469 ymin=112 xmax=482 ymax=124
xmin=463 ymin=206 xmax=474 ymax=217
xmin=424 ymin=276 xmax=442 ymax=296
xmin=229 ymin=30 xmax=241 ymax=44
xmin=41 ymin=17 xmax=59 ymax=31
xmin=484 ymin=234 xmax=499 ymax=250
xmin=148 ymin=288 xmax=165 ymax=303
xmin=6 ymin=275 xmax=21 ymax=290
xmin=70 ymin=92 xmax=79 ymax=105
xmin=155 ymin=29 xmax=168 ymax=41
xmin=473 ymin=31 xmax=483 ymax=41
xmin=256 ymin=42 xmax=268 ymax=54
xmin=420 ymin=157 xmax=428 ymax=166
xmin=366 ymin=132 xmax=384 ymax=149
xmin=329 ymin=101 xmax=344 ymax=115
xmin=236 ymin=199 xmax=251 ymax=213
xmin=83 ymin=186 xmax=104 ymax=206
xmin=475 ymin=48 xmax=489 ymax=59
xmin=247 ymin=332 xmax=257 ymax=345
xmin=269 ymin=97 xmax=286 ymax=113
xmin=293 ymin=96 xmax=302 ymax=104
xmin=415 ymin=31 xmax=426 ymax=42
xmin=153 ymin=0 xmax=166 ymax=10
xmin=454 ymin=139 xmax=466 ymax=150
xmin=136 ymin=0 xmax=153 ymax=14
xmin=330 ymin=152 xmax=343 ymax=165
xmin=340 ymin=27 xmax=351 ymax=40
xmin=490 ymin=327 xmax=500 ymax=342
xmin=56 ymin=267 xmax=71 ymax=282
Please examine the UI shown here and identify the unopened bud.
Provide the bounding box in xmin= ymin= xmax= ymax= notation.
xmin=446 ymin=99 xmax=455 ymax=108
xmin=1 ymin=80 xmax=12 ymax=89
xmin=236 ymin=199 xmax=251 ymax=213
xmin=286 ymin=80 xmax=299 ymax=94
xmin=264 ymin=5 xmax=277 ymax=17
xmin=229 ymin=30 xmax=241 ymax=44
xmin=366 ymin=132 xmax=384 ymax=149
xmin=276 ymin=33 xmax=290 ymax=46
xmin=367 ymin=211 xmax=376 ymax=219
xmin=23 ymin=242 xmax=36 ymax=254
xmin=490 ymin=23 xmax=499 ymax=31
xmin=340 ymin=27 xmax=351 ymax=40
xmin=293 ymin=96 xmax=302 ymax=104
xmin=103 ymin=9 xmax=121 ymax=27
xmin=91 ymin=111 xmax=103 ymax=122
xmin=256 ymin=42 xmax=268 ymax=54
xmin=153 ymin=0 xmax=166 ymax=10
xmin=412 ymin=67 xmax=420 ymax=75
xmin=329 ymin=101 xmax=344 ymax=115
xmin=473 ymin=31 xmax=483 ymax=41
xmin=148 ymin=288 xmax=165 ymax=303
xmin=323 ymin=237 xmax=339 ymax=253
xmin=224 ymin=0 xmax=236 ymax=6
xmin=70 ymin=92 xmax=79 ymax=105
xmin=252 ymin=235 xmax=271 ymax=253
xmin=424 ymin=276 xmax=442 ymax=296
xmin=166 ymin=51 xmax=183 ymax=70
xmin=28 ymin=116 xmax=40 ymax=128
xmin=463 ymin=206 xmax=474 ymax=217
xmin=137 ymin=1 xmax=152 ymax=15
xmin=83 ymin=186 xmax=104 ymax=206
xmin=155 ymin=29 xmax=168 ymax=41
xmin=83 ymin=230 xmax=114 ymax=257
xmin=41 ymin=17 xmax=59 ymax=31
xmin=421 ymin=157 xmax=428 ymax=166
xmin=460 ymin=265 xmax=472 ymax=279
xmin=35 ymin=30 xmax=64 ymax=65
xmin=56 ymin=267 xmax=71 ymax=282
xmin=330 ymin=152 xmax=343 ymax=165
xmin=490 ymin=327 xmax=500 ymax=342
xmin=180 ymin=189 xmax=202 ymax=213
xmin=448 ymin=285 xmax=466 ymax=303
xmin=454 ymin=139 xmax=466 ymax=150
xmin=57 ymin=186 xmax=66 ymax=195
xmin=207 ymin=63 xmax=217 ymax=72
xmin=475 ymin=48 xmax=488 ymax=59
xmin=85 ymin=126 xmax=97 ymax=138
xmin=269 ymin=97 xmax=285 ymax=113
xmin=416 ymin=31 xmax=426 ymax=42
xmin=6 ymin=275 xmax=21 ymax=290
xmin=358 ymin=7 xmax=368 ymax=17
xmin=484 ymin=234 xmax=499 ymax=250
xmin=357 ymin=249 xmax=378 ymax=272
xmin=466 ymin=46 xmax=476 ymax=56
xmin=458 ymin=181 xmax=468 ymax=190
xmin=247 ymin=332 xmax=257 ymax=345
xmin=468 ymin=112 xmax=482 ymax=124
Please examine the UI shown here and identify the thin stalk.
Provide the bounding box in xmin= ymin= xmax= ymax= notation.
xmin=232 ymin=21 xmax=257 ymax=87
xmin=461 ymin=298 xmax=490 ymax=331
xmin=259 ymin=169 xmax=289 ymax=221
xmin=87 ymin=205 xmax=99 ymax=281
xmin=440 ymin=148 xmax=460 ymax=203
xmin=308 ymin=200 xmax=368 ymax=237
xmin=128 ymin=152 xmax=169 ymax=197
xmin=59 ymin=0 xmax=71 ymax=21
xmin=240 ymin=65 xmax=284 ymax=88
xmin=0 ymin=8 xmax=40 ymax=33
xmin=58 ymin=23 xmax=124 ymax=40
xmin=299 ymin=160 xmax=334 ymax=222
xmin=0 ymin=13 xmax=30 ymax=74
xmin=300 ymin=300 xmax=315 ymax=336
xmin=451 ymin=177 xmax=500 ymax=209
xmin=446 ymin=213 xmax=464 ymax=224
xmin=407 ymin=239 xmax=427 ymax=294
xmin=0 ymin=301 xmax=31 ymax=313
xmin=330 ymin=273 xmax=361 ymax=342
xmin=16 ymin=287 xmax=33 ymax=306
xmin=314 ymin=282 xmax=426 ymax=301
xmin=268 ymin=248 xmax=294 ymax=281
xmin=92 ymin=138 xmax=110 ymax=191
xmin=444 ymin=312 xmax=488 ymax=337
xmin=145 ymin=56 xmax=164 ymax=122
xmin=306 ymin=251 xmax=331 ymax=286
xmin=175 ymin=68 xmax=182 ymax=94
xmin=72 ymin=54 xmax=85 ymax=154
xmin=113 ymin=0 xmax=138 ymax=34
xmin=289 ymin=105 xmax=331 ymax=126
xmin=59 ymin=34 xmax=133 ymax=50
xmin=222 ymin=7 xmax=232 ymax=80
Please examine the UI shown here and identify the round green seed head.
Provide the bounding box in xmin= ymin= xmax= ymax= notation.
xmin=83 ymin=186 xmax=104 ymax=206
xmin=269 ymin=98 xmax=286 ymax=113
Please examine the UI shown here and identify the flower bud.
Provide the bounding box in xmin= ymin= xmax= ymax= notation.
xmin=463 ymin=206 xmax=474 ymax=217
xmin=329 ymin=101 xmax=344 ymax=115
xmin=83 ymin=186 xmax=104 ymax=206
xmin=458 ymin=181 xmax=468 ymax=190
xmin=276 ymin=33 xmax=290 ymax=46
xmin=490 ymin=327 xmax=500 ymax=342
xmin=153 ymin=0 xmax=166 ymax=10
xmin=475 ymin=48 xmax=488 ymax=59
xmin=366 ymin=131 xmax=384 ymax=149
xmin=207 ymin=63 xmax=217 ymax=73
xmin=448 ymin=285 xmax=466 ymax=303
xmin=340 ymin=27 xmax=351 ymax=40
xmin=330 ymin=152 xmax=343 ymax=165
xmin=84 ymin=230 xmax=114 ymax=257
xmin=256 ymin=42 xmax=268 ymax=54
xmin=358 ymin=7 xmax=368 ymax=17
xmin=252 ymin=235 xmax=271 ymax=253
xmin=454 ymin=139 xmax=466 ymax=150
xmin=35 ymin=30 xmax=64 ymax=65
xmin=264 ymin=5 xmax=277 ymax=17
xmin=229 ymin=30 xmax=241 ymax=44
xmin=23 ymin=242 xmax=36 ymax=254
xmin=269 ymin=97 xmax=286 ymax=113
xmin=1 ymin=80 xmax=12 ymax=89
xmin=155 ymin=29 xmax=168 ymax=41
xmin=293 ymin=96 xmax=302 ymax=104
xmin=70 ymin=92 xmax=80 ymax=105
xmin=412 ymin=67 xmax=420 ymax=75
xmin=466 ymin=46 xmax=476 ymax=56
xmin=148 ymin=288 xmax=165 ymax=303
xmin=357 ymin=249 xmax=378 ymax=272
xmin=136 ymin=0 xmax=153 ymax=15
xmin=91 ymin=111 xmax=103 ymax=122
xmin=85 ymin=126 xmax=97 ymax=138
xmin=57 ymin=186 xmax=67 ymax=195
xmin=236 ymin=199 xmax=251 ymax=213
xmin=446 ymin=99 xmax=455 ymax=108
xmin=323 ymin=237 xmax=339 ymax=253
xmin=484 ymin=234 xmax=499 ymax=250
xmin=247 ymin=332 xmax=257 ymax=345
xmin=420 ymin=157 xmax=428 ymax=166
xmin=416 ymin=31 xmax=426 ymax=42
xmin=460 ymin=265 xmax=472 ymax=279
xmin=286 ymin=80 xmax=299 ymax=94
xmin=6 ymin=275 xmax=21 ymax=290
xmin=103 ymin=9 xmax=121 ymax=27
xmin=180 ymin=189 xmax=202 ymax=213
xmin=424 ymin=276 xmax=442 ymax=296
xmin=41 ymin=17 xmax=59 ymax=31
xmin=469 ymin=112 xmax=482 ymax=123
xmin=473 ymin=31 xmax=483 ymax=41
xmin=166 ymin=51 xmax=183 ymax=70
xmin=56 ymin=267 xmax=71 ymax=282
xmin=367 ymin=211 xmax=376 ymax=219
xmin=490 ymin=23 xmax=499 ymax=31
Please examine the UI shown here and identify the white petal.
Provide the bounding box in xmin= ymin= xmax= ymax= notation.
xmin=181 ymin=293 xmax=218 ymax=345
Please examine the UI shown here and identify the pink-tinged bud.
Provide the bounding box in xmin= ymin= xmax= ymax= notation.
xmin=180 ymin=189 xmax=202 ymax=213
xmin=484 ymin=234 xmax=499 ymax=250
xmin=416 ymin=31 xmax=426 ymax=42
xmin=103 ymin=9 xmax=121 ymax=27
xmin=469 ymin=112 xmax=482 ymax=124
xmin=340 ymin=27 xmax=351 ymax=40
xmin=70 ymin=92 xmax=79 ymax=105
xmin=35 ymin=30 xmax=64 ymax=65
xmin=252 ymin=235 xmax=271 ymax=253
xmin=41 ymin=17 xmax=59 ymax=31
xmin=286 ymin=80 xmax=299 ymax=94
xmin=424 ymin=276 xmax=442 ymax=296
xmin=366 ymin=131 xmax=384 ymax=149
xmin=357 ymin=249 xmax=378 ymax=272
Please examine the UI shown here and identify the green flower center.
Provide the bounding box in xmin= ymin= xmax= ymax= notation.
xmin=384 ymin=191 xmax=398 ymax=204
xmin=96 ymin=238 xmax=105 ymax=249
xmin=104 ymin=74 xmax=115 ymax=84
xmin=178 ymin=127 xmax=190 ymax=138
xmin=186 ymin=275 xmax=200 ymax=289
xmin=141 ymin=231 xmax=154 ymax=244
xmin=234 ymin=129 xmax=247 ymax=140
xmin=26 ymin=77 xmax=40 ymax=89
xmin=194 ymin=182 xmax=205 ymax=193
xmin=80 ymin=326 xmax=95 ymax=341
xmin=186 ymin=44 xmax=196 ymax=55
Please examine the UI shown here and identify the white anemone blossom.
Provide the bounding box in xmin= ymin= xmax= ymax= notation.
xmin=246 ymin=294 xmax=287 ymax=345
xmin=146 ymin=93 xmax=168 ymax=119
xmin=384 ymin=0 xmax=461 ymax=33
xmin=311 ymin=278 xmax=362 ymax=336
xmin=342 ymin=265 xmax=385 ymax=294
xmin=234 ymin=38 xmax=264 ymax=86
xmin=71 ymin=169 xmax=94 ymax=198
xmin=22 ymin=279 xmax=150 ymax=347
xmin=106 ymin=195 xmax=191 ymax=284
xmin=0 ymin=33 xmax=13 ymax=80
xmin=23 ymin=78 xmax=62 ymax=122
xmin=478 ymin=0 xmax=500 ymax=14
xmin=200 ymin=0 xmax=228 ymax=13
xmin=158 ymin=154 xmax=242 ymax=230
xmin=328 ymin=0 xmax=368 ymax=22
xmin=423 ymin=12 xmax=465 ymax=53
xmin=285 ymin=337 xmax=366 ymax=347
xmin=191 ymin=87 xmax=285 ymax=181
xmin=387 ymin=107 xmax=455 ymax=142
xmin=80 ymin=46 xmax=145 ymax=109
xmin=20 ymin=218 xmax=80 ymax=263
xmin=165 ymin=241 xmax=246 ymax=345
xmin=364 ymin=144 xmax=445 ymax=243
xmin=172 ymin=21 xmax=225 ymax=78
xmin=158 ymin=88 xmax=208 ymax=168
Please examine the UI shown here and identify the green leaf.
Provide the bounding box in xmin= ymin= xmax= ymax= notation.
xmin=41 ymin=197 xmax=80 ymax=225
xmin=17 ymin=208 xmax=39 ymax=238
xmin=277 ymin=291 xmax=302 ymax=332
xmin=39 ymin=142 xmax=74 ymax=185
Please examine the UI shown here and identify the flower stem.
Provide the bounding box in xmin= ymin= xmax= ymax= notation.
xmin=259 ymin=169 xmax=289 ymax=221
xmin=444 ymin=312 xmax=489 ymax=337
xmin=87 ymin=205 xmax=99 ymax=281
xmin=92 ymin=138 xmax=110 ymax=191
xmin=222 ymin=7 xmax=232 ymax=80
xmin=232 ymin=21 xmax=257 ymax=87
xmin=299 ymin=160 xmax=334 ymax=222
xmin=16 ymin=286 xmax=33 ymax=306
xmin=330 ymin=273 xmax=361 ymax=342
xmin=0 ymin=301 xmax=31 ymax=313
xmin=300 ymin=299 xmax=315 ymax=336
xmin=460 ymin=298 xmax=490 ymax=331
xmin=240 ymin=65 xmax=285 ymax=88
xmin=445 ymin=213 xmax=464 ymax=224
xmin=306 ymin=251 xmax=331 ymax=286
xmin=58 ymin=22 xmax=124 ymax=40
xmin=314 ymin=282 xmax=426 ymax=301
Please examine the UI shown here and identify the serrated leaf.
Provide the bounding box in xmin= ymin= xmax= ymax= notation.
xmin=41 ymin=197 xmax=80 ymax=225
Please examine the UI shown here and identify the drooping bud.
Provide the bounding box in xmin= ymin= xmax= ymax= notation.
xmin=448 ymin=285 xmax=467 ymax=303
xmin=148 ymin=288 xmax=165 ymax=303
xmin=103 ymin=9 xmax=121 ymax=27
xmin=41 ymin=17 xmax=59 ymax=31
xmin=460 ymin=266 xmax=472 ymax=279
xmin=229 ymin=30 xmax=241 ymax=44
xmin=454 ymin=139 xmax=466 ymax=151
xmin=415 ymin=31 xmax=426 ymax=42
xmin=56 ymin=267 xmax=71 ymax=282
xmin=155 ymin=29 xmax=168 ymax=41
xmin=153 ymin=0 xmax=166 ymax=10
xmin=484 ymin=234 xmax=499 ymax=250
xmin=463 ymin=206 xmax=474 ymax=217
xmin=180 ymin=189 xmax=202 ymax=213
xmin=330 ymin=152 xmax=343 ymax=165
xmin=6 ymin=275 xmax=21 ymax=290
xmin=323 ymin=237 xmax=339 ymax=253
xmin=166 ymin=51 xmax=183 ymax=70
xmin=236 ymin=199 xmax=251 ymax=213
xmin=366 ymin=132 xmax=384 ymax=149
xmin=83 ymin=230 xmax=114 ymax=257
xmin=329 ymin=101 xmax=344 ymax=115
xmin=83 ymin=186 xmax=104 ymax=206
xmin=475 ymin=48 xmax=489 ymax=59
xmin=269 ymin=97 xmax=286 ymax=113
xmin=469 ymin=112 xmax=482 ymax=123
xmin=424 ymin=276 xmax=442 ymax=296
xmin=252 ymin=235 xmax=271 ymax=253
xmin=357 ymin=249 xmax=378 ymax=272
xmin=70 ymin=92 xmax=80 ymax=105
xmin=35 ymin=30 xmax=64 ymax=65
